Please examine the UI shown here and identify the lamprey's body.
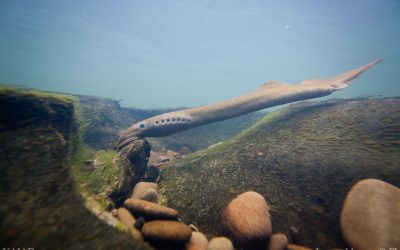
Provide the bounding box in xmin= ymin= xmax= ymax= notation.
xmin=116 ymin=59 xmax=383 ymax=150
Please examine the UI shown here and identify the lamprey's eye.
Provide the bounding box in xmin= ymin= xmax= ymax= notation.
xmin=139 ymin=123 xmax=145 ymax=129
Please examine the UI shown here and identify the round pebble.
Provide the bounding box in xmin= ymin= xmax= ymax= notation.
xmin=141 ymin=220 xmax=192 ymax=243
xmin=140 ymin=188 xmax=158 ymax=203
xmin=116 ymin=207 xmax=142 ymax=240
xmin=131 ymin=181 xmax=157 ymax=199
xmin=340 ymin=179 xmax=400 ymax=250
xmin=124 ymin=198 xmax=178 ymax=220
xmin=206 ymin=237 xmax=234 ymax=250
xmin=268 ymin=233 xmax=288 ymax=250
xmin=186 ymin=231 xmax=208 ymax=250
xmin=223 ymin=191 xmax=271 ymax=245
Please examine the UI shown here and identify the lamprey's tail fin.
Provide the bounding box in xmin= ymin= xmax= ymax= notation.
xmin=300 ymin=58 xmax=383 ymax=91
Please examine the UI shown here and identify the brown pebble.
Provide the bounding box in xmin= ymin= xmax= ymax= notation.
xmin=206 ymin=237 xmax=234 ymax=250
xmin=268 ymin=233 xmax=288 ymax=250
xmin=131 ymin=181 xmax=158 ymax=199
xmin=116 ymin=207 xmax=142 ymax=240
xmin=340 ymin=179 xmax=400 ymax=250
xmin=287 ymin=244 xmax=313 ymax=250
xmin=141 ymin=220 xmax=192 ymax=243
xmin=223 ymin=191 xmax=271 ymax=247
xmin=140 ymin=188 xmax=158 ymax=203
xmin=186 ymin=231 xmax=208 ymax=250
xmin=124 ymin=198 xmax=178 ymax=220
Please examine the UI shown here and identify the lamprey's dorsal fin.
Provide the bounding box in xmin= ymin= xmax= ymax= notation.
xmin=300 ymin=58 xmax=384 ymax=88
xmin=259 ymin=80 xmax=291 ymax=89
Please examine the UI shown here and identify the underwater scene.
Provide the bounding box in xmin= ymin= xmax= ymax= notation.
xmin=0 ymin=1 xmax=399 ymax=250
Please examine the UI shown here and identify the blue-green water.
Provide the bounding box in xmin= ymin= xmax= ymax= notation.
xmin=0 ymin=0 xmax=399 ymax=108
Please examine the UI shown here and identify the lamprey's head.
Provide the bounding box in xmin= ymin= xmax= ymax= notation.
xmin=115 ymin=120 xmax=150 ymax=150
xmin=115 ymin=113 xmax=194 ymax=150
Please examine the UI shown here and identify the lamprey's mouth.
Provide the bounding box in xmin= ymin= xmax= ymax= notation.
xmin=114 ymin=136 xmax=139 ymax=151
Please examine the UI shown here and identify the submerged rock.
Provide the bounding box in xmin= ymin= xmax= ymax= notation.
xmin=0 ymin=89 xmax=151 ymax=249
xmin=140 ymin=188 xmax=158 ymax=203
xmin=340 ymin=179 xmax=400 ymax=250
xmin=287 ymin=244 xmax=313 ymax=250
xmin=159 ymin=98 xmax=400 ymax=249
xmin=124 ymin=198 xmax=179 ymax=220
xmin=116 ymin=207 xmax=142 ymax=240
xmin=131 ymin=181 xmax=158 ymax=199
xmin=141 ymin=220 xmax=192 ymax=243
xmin=186 ymin=231 xmax=208 ymax=250
xmin=109 ymin=140 xmax=151 ymax=206
xmin=206 ymin=237 xmax=234 ymax=250
xmin=268 ymin=233 xmax=289 ymax=250
xmin=223 ymin=191 xmax=271 ymax=248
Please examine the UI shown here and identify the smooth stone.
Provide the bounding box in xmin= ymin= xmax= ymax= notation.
xmin=131 ymin=181 xmax=158 ymax=199
xmin=223 ymin=191 xmax=271 ymax=246
xmin=141 ymin=220 xmax=192 ymax=243
xmin=139 ymin=188 xmax=158 ymax=203
xmin=116 ymin=207 xmax=142 ymax=240
xmin=206 ymin=237 xmax=234 ymax=250
xmin=287 ymin=244 xmax=313 ymax=250
xmin=186 ymin=231 xmax=208 ymax=250
xmin=268 ymin=233 xmax=288 ymax=250
xmin=286 ymin=244 xmax=313 ymax=250
xmin=124 ymin=198 xmax=179 ymax=220
xmin=340 ymin=179 xmax=400 ymax=250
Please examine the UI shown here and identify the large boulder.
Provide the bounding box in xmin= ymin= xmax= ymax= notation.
xmin=159 ymin=98 xmax=400 ymax=249
xmin=0 ymin=88 xmax=151 ymax=249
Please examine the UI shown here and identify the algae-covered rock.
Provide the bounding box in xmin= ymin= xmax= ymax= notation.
xmin=109 ymin=140 xmax=151 ymax=205
xmin=0 ymin=88 xmax=151 ymax=249
xmin=159 ymin=98 xmax=400 ymax=249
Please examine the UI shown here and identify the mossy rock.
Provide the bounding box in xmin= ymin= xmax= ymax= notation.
xmin=159 ymin=98 xmax=400 ymax=249
xmin=0 ymin=88 xmax=151 ymax=249
xmin=109 ymin=140 xmax=151 ymax=206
